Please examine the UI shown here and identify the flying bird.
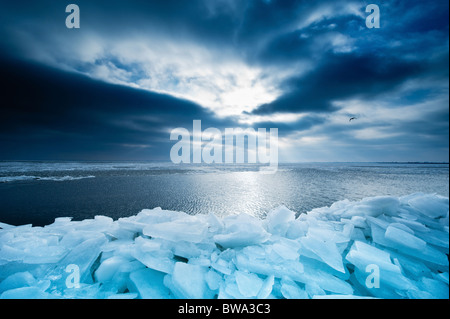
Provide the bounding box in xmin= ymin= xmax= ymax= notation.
xmin=349 ymin=117 xmax=357 ymax=122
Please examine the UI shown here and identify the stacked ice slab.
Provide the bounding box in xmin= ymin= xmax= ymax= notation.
xmin=0 ymin=193 xmax=448 ymax=299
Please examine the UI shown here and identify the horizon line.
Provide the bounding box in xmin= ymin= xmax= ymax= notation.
xmin=0 ymin=159 xmax=448 ymax=164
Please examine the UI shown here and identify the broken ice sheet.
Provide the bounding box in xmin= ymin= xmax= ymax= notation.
xmin=0 ymin=193 xmax=448 ymax=299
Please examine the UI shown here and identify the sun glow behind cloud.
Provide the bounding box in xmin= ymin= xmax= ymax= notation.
xmin=5 ymin=0 xmax=367 ymax=121
xmin=17 ymin=31 xmax=283 ymax=118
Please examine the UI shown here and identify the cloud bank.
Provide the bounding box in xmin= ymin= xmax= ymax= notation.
xmin=0 ymin=0 xmax=448 ymax=161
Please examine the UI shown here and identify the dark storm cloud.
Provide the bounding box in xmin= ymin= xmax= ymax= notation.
xmin=0 ymin=0 xmax=357 ymax=63
xmin=249 ymin=0 xmax=449 ymax=115
xmin=0 ymin=0 xmax=241 ymax=52
xmin=252 ymin=51 xmax=444 ymax=114
xmin=0 ymin=56 xmax=234 ymax=160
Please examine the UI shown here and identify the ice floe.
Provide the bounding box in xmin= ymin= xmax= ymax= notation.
xmin=0 ymin=175 xmax=95 ymax=183
xmin=0 ymin=193 xmax=448 ymax=299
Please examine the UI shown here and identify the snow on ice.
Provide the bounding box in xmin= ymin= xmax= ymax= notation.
xmin=0 ymin=193 xmax=448 ymax=299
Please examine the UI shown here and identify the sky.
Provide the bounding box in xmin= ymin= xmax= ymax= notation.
xmin=0 ymin=0 xmax=448 ymax=162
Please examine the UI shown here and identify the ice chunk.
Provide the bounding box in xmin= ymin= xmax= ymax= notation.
xmin=128 ymin=268 xmax=172 ymax=299
xmin=170 ymin=241 xmax=217 ymax=260
xmin=46 ymin=235 xmax=108 ymax=288
xmin=280 ymin=278 xmax=308 ymax=299
xmin=368 ymin=221 xmax=448 ymax=267
xmin=345 ymin=241 xmax=399 ymax=273
xmin=264 ymin=206 xmax=296 ymax=236
xmin=414 ymin=229 xmax=449 ymax=249
xmin=300 ymin=255 xmax=350 ymax=282
xmin=336 ymin=197 xmax=399 ymax=219
xmin=143 ymin=216 xmax=209 ymax=243
xmin=205 ymin=269 xmax=222 ymax=291
xmin=408 ymin=245 xmax=449 ymax=267
xmin=131 ymin=238 xmax=174 ymax=274
xmin=406 ymin=277 xmax=449 ymax=299
xmin=361 ymin=196 xmax=400 ymax=216
xmin=384 ymin=225 xmax=427 ymax=251
xmin=97 ymin=260 xmax=144 ymax=295
xmin=297 ymin=262 xmax=353 ymax=295
xmin=434 ymin=272 xmax=449 ymax=284
xmin=0 ymin=245 xmax=28 ymax=263
xmin=256 ymin=275 xmax=274 ymax=299
xmin=0 ymin=272 xmax=36 ymax=293
xmin=307 ymin=226 xmax=350 ymax=245
xmin=345 ymin=241 xmax=415 ymax=291
xmin=0 ymin=239 xmax=67 ymax=265
xmin=95 ymin=256 xmax=133 ymax=283
xmin=117 ymin=217 xmax=147 ymax=234
xmin=300 ymin=236 xmax=345 ymax=273
xmin=105 ymin=225 xmax=136 ymax=241
xmin=1 ymin=287 xmax=51 ymax=299
xmin=107 ymin=292 xmax=138 ymax=299
xmin=70 ymin=215 xmax=114 ymax=233
xmin=62 ymin=282 xmax=104 ymax=299
xmin=305 ymin=281 xmax=325 ymax=297
xmin=211 ymin=250 xmax=235 ymax=275
xmin=0 ymin=222 xmax=15 ymax=230
xmin=234 ymin=270 xmax=264 ymax=298
xmin=214 ymin=214 xmax=270 ymax=248
xmin=285 ymin=219 xmax=308 ymax=239
xmin=220 ymin=275 xmax=246 ymax=299
xmin=389 ymin=223 xmax=415 ymax=234
xmin=136 ymin=207 xmax=188 ymax=224
xmin=312 ymin=294 xmax=378 ymax=299
xmin=393 ymin=254 xmax=431 ymax=278
xmin=235 ymin=245 xmax=305 ymax=281
xmin=270 ymin=239 xmax=300 ymax=261
xmin=205 ymin=212 xmax=224 ymax=233
xmin=418 ymin=277 xmax=449 ymax=299
xmin=407 ymin=193 xmax=449 ymax=218
xmin=350 ymin=216 xmax=367 ymax=228
xmin=391 ymin=216 xmax=430 ymax=233
xmin=170 ymin=262 xmax=215 ymax=299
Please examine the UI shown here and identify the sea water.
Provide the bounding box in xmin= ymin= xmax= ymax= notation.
xmin=0 ymin=161 xmax=448 ymax=226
